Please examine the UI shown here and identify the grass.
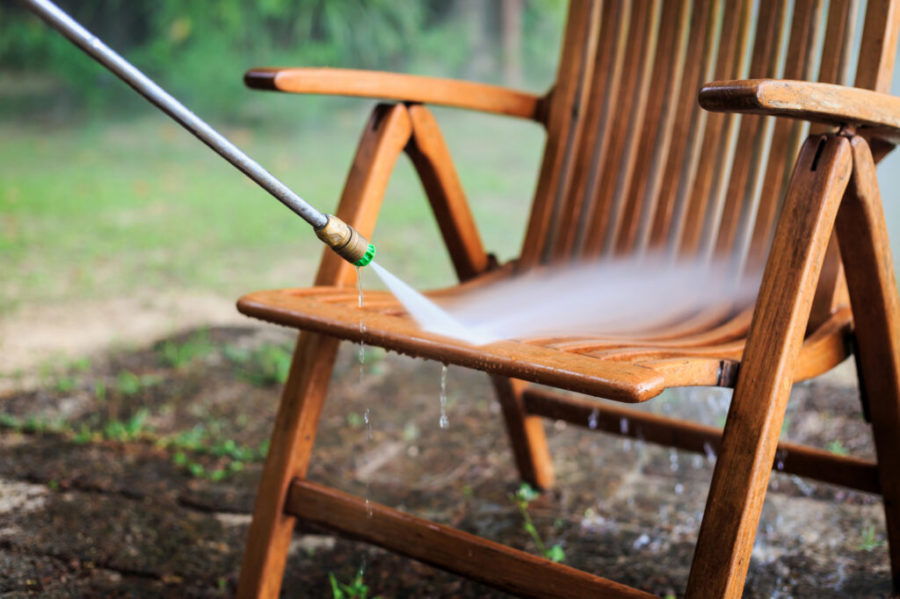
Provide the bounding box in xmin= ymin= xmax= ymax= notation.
xmin=0 ymin=105 xmax=543 ymax=317
xmin=511 ymin=483 xmax=565 ymax=563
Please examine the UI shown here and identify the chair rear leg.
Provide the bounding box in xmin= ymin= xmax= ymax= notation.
xmin=686 ymin=134 xmax=852 ymax=598
xmin=236 ymin=332 xmax=340 ymax=599
xmin=491 ymin=376 xmax=555 ymax=489
xmin=836 ymin=136 xmax=900 ymax=592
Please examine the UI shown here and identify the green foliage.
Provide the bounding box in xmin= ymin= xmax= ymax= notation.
xmin=328 ymin=571 xmax=380 ymax=599
xmin=164 ymin=425 xmax=268 ymax=480
xmin=114 ymin=371 xmax=160 ymax=396
xmin=859 ymin=523 xmax=884 ymax=552
xmin=102 ymin=408 xmax=151 ymax=441
xmin=225 ymin=342 xmax=292 ymax=386
xmin=157 ymin=329 xmax=215 ymax=369
xmin=1 ymin=1 xmax=563 ymax=120
xmin=827 ymin=440 xmax=850 ymax=456
xmin=511 ymin=483 xmax=565 ymax=563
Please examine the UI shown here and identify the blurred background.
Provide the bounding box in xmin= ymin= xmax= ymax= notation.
xmin=0 ymin=0 xmax=563 ymax=372
xmin=1 ymin=0 xmax=899 ymax=372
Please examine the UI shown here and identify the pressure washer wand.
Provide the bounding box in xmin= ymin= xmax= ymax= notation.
xmin=22 ymin=0 xmax=375 ymax=267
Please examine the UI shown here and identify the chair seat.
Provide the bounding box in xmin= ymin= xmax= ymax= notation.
xmin=237 ymin=279 xmax=853 ymax=403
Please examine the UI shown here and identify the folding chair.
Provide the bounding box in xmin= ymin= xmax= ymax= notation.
xmin=235 ymin=1 xmax=900 ymax=596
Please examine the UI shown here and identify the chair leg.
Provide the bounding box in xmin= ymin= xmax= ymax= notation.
xmin=237 ymin=103 xmax=414 ymax=599
xmin=836 ymin=136 xmax=900 ymax=592
xmin=236 ymin=332 xmax=341 ymax=599
xmin=686 ymin=134 xmax=852 ymax=598
xmin=492 ymin=376 xmax=555 ymax=489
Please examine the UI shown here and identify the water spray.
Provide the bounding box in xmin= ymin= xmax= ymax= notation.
xmin=22 ymin=0 xmax=375 ymax=268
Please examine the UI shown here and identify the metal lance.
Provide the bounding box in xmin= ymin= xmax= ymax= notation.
xmin=21 ymin=0 xmax=375 ymax=267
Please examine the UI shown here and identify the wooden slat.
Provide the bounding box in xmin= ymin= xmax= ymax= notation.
xmin=521 ymin=387 xmax=879 ymax=494
xmin=648 ymin=0 xmax=719 ymax=250
xmin=550 ymin=0 xmax=632 ymax=260
xmin=244 ymin=67 xmax=543 ymax=121
xmin=519 ymin=0 xmax=599 ymax=268
xmin=713 ymin=0 xmax=789 ymax=259
xmin=745 ymin=0 xmax=824 ymax=271
xmin=286 ymin=480 xmax=657 ymax=599
xmin=615 ymin=0 xmax=692 ymax=255
xmin=675 ymin=0 xmax=753 ymax=258
xmin=854 ymin=0 xmax=900 ymax=92
xmin=583 ymin=0 xmax=663 ymax=257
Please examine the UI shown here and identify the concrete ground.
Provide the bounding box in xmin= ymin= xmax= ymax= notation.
xmin=0 ymin=325 xmax=893 ymax=597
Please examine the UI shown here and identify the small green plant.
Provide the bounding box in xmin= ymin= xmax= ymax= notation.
xmin=827 ymin=440 xmax=850 ymax=456
xmin=328 ymin=571 xmax=380 ymax=599
xmin=157 ymin=330 xmax=214 ymax=369
xmin=225 ymin=343 xmax=292 ymax=386
xmin=113 ymin=371 xmax=160 ymax=396
xmin=54 ymin=376 xmax=76 ymax=393
xmin=859 ymin=523 xmax=883 ymax=552
xmin=165 ymin=427 xmax=268 ymax=481
xmin=511 ymin=483 xmax=565 ymax=563
xmin=102 ymin=409 xmax=151 ymax=441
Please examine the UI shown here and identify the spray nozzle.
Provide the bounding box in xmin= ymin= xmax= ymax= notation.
xmin=315 ymin=215 xmax=375 ymax=267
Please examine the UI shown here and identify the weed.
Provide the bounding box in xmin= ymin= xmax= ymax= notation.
xmin=347 ymin=412 xmax=363 ymax=429
xmin=102 ymin=409 xmax=151 ymax=441
xmin=157 ymin=330 xmax=214 ymax=369
xmin=859 ymin=523 xmax=884 ymax=552
xmin=511 ymin=483 xmax=565 ymax=563
xmin=94 ymin=381 xmax=106 ymax=401
xmin=328 ymin=571 xmax=380 ymax=599
xmin=164 ymin=426 xmax=268 ymax=481
xmin=0 ymin=413 xmax=23 ymax=431
xmin=114 ymin=371 xmax=160 ymax=396
xmin=827 ymin=440 xmax=850 ymax=456
xmin=70 ymin=357 xmax=91 ymax=372
xmin=226 ymin=343 xmax=292 ymax=386
xmin=54 ymin=376 xmax=76 ymax=393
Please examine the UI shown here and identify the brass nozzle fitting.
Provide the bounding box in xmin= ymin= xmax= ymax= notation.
xmin=314 ymin=215 xmax=375 ymax=266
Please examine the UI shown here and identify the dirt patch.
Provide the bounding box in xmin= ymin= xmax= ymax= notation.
xmin=0 ymin=326 xmax=893 ymax=597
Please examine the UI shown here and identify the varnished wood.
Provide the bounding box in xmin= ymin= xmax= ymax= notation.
xmin=700 ymin=79 xmax=900 ymax=143
xmin=236 ymin=104 xmax=413 ymax=599
xmin=405 ymin=104 xmax=490 ymax=281
xmin=687 ymin=135 xmax=852 ymax=598
xmin=836 ymin=135 xmax=900 ymax=588
xmin=286 ymin=480 xmax=657 ymax=599
xmin=245 ymin=67 xmax=544 ymax=121
xmin=238 ymin=2 xmax=900 ymax=597
xmin=522 ymin=387 xmax=879 ymax=494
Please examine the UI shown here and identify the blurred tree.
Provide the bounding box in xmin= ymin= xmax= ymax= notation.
xmin=0 ymin=0 xmax=565 ymax=119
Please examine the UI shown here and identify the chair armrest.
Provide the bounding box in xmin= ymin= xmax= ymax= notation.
xmin=699 ymin=79 xmax=900 ymax=144
xmin=245 ymin=67 xmax=544 ymax=122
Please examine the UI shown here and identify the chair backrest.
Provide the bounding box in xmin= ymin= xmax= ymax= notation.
xmin=519 ymin=0 xmax=900 ymax=275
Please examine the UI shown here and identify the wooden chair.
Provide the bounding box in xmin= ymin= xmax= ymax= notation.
xmin=235 ymin=1 xmax=900 ymax=597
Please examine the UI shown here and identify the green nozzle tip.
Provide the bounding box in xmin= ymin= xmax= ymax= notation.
xmin=354 ymin=243 xmax=376 ymax=267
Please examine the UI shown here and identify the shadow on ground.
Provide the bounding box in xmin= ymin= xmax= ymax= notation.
xmin=0 ymin=325 xmax=892 ymax=597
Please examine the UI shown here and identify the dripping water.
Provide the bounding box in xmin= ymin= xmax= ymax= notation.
xmin=364 ymin=406 xmax=373 ymax=517
xmin=357 ymin=266 xmax=366 ymax=386
xmin=588 ymin=408 xmax=599 ymax=430
xmin=439 ymin=364 xmax=449 ymax=429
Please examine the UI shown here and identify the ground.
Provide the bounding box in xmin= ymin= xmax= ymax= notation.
xmin=0 ymin=322 xmax=893 ymax=598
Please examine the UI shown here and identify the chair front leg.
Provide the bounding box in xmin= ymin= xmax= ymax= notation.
xmin=836 ymin=135 xmax=900 ymax=592
xmin=236 ymin=103 xmax=413 ymax=599
xmin=686 ymin=134 xmax=853 ymax=598
xmin=492 ymin=376 xmax=555 ymax=489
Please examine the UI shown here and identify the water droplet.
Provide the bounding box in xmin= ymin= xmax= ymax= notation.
xmin=703 ymin=441 xmax=716 ymax=463
xmin=669 ymin=449 xmax=679 ymax=472
xmin=439 ymin=364 xmax=449 ymax=429
xmin=775 ymin=448 xmax=787 ymax=471
xmin=674 ymin=482 xmax=684 ymax=495
xmin=364 ymin=408 xmax=373 ymax=441
xmin=692 ymin=454 xmax=703 ymax=469
xmin=588 ymin=408 xmax=599 ymax=430
xmin=633 ymin=533 xmax=651 ymax=549
xmin=619 ymin=417 xmax=629 ymax=435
